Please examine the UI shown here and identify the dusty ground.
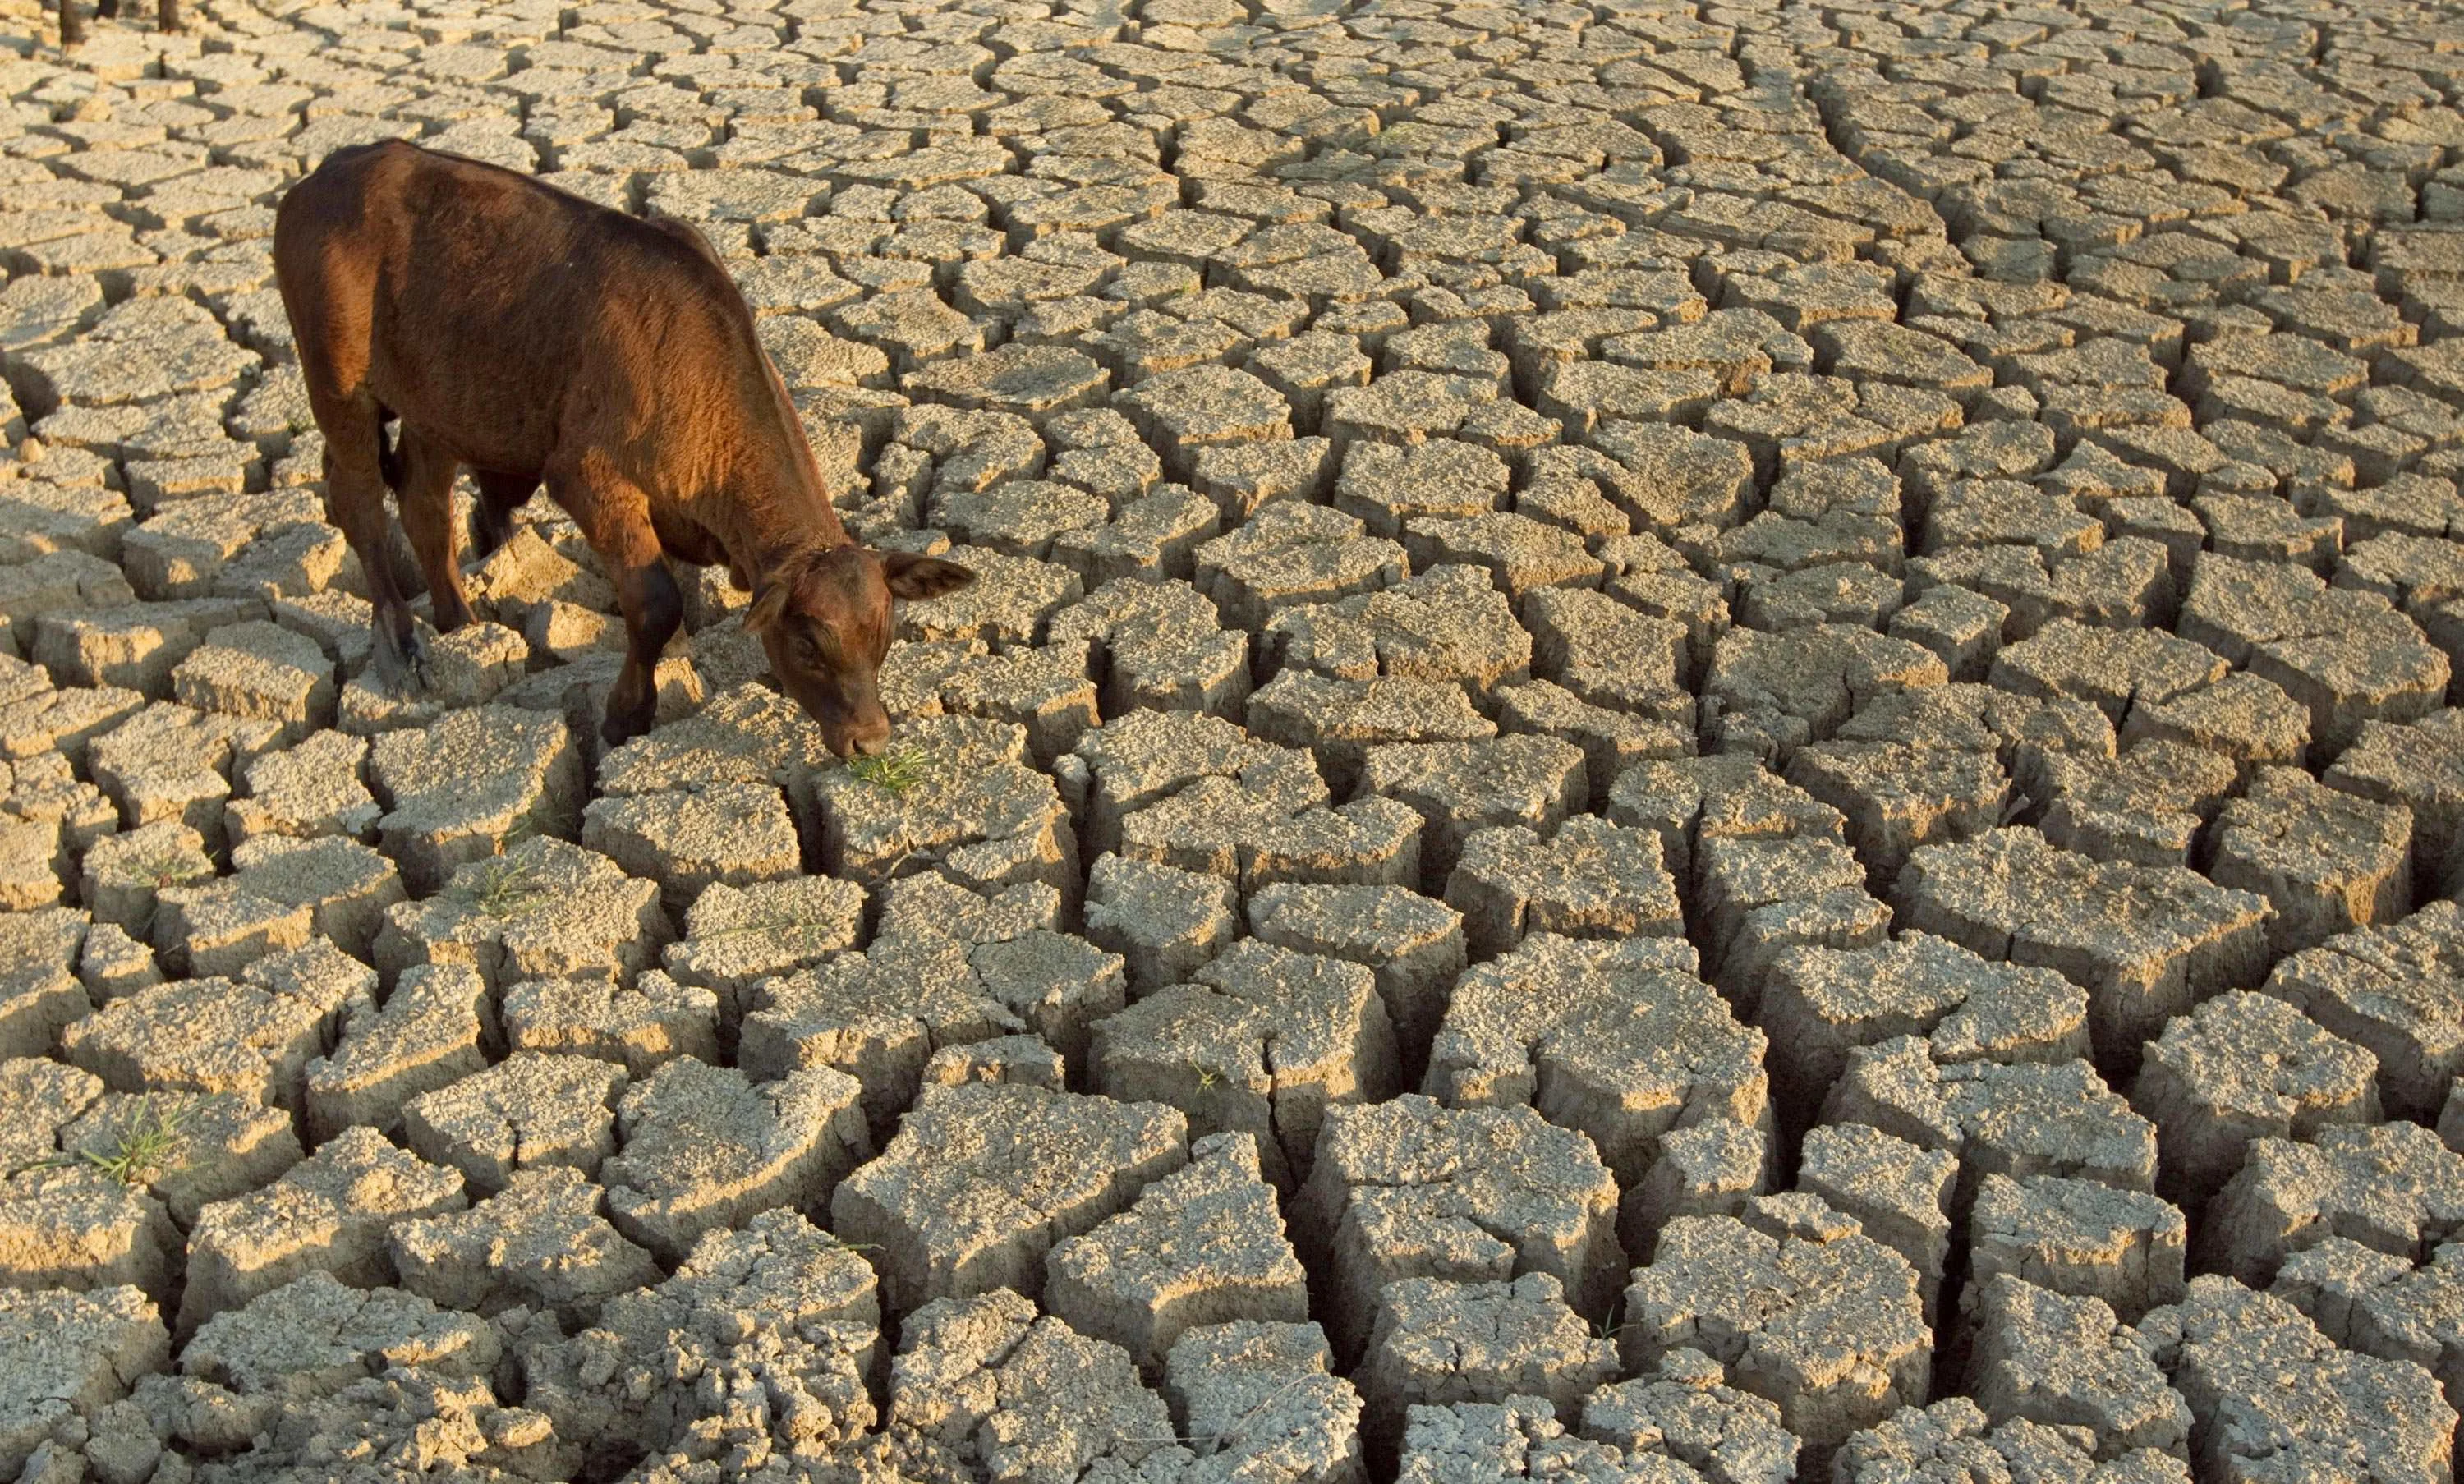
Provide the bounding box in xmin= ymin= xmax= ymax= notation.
xmin=2 ymin=0 xmax=2464 ymax=1479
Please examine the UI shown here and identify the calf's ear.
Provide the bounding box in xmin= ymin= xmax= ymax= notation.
xmin=879 ymin=550 xmax=977 ymax=601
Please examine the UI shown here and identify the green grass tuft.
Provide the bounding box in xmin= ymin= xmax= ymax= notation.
xmin=62 ymin=1096 xmax=190 ymax=1187
xmin=457 ymin=857 xmax=545 ymax=918
xmin=848 ymin=742 xmax=931 ymax=797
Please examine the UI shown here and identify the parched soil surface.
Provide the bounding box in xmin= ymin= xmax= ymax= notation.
xmin=2 ymin=0 xmax=2464 ymax=1480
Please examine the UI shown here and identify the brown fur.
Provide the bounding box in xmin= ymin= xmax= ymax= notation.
xmin=272 ymin=140 xmax=973 ymax=756
xmin=59 ymin=0 xmax=179 ymax=49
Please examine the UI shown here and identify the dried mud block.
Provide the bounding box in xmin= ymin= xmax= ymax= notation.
xmin=2324 ymin=710 xmax=2464 ymax=896
xmin=76 ymin=823 xmax=208 ymax=944
xmin=2132 ymin=991 xmax=2381 ymax=1205
xmin=1291 ymin=1095 xmax=1625 ymax=1364
xmin=1897 ymin=827 xmax=2271 ymax=1073
xmin=2037 ymin=742 xmax=2239 ymax=869
xmin=499 ymin=971 xmax=721 ymax=1077
xmin=595 ymin=682 xmax=821 ymax=799
xmin=223 ymin=728 xmax=378 ymax=849
xmin=1825 ymin=1039 xmax=2157 ymax=1214
xmin=1969 ymin=1174 xmax=2188 ymax=1325
xmin=1360 ymin=1274 xmax=1618 ymax=1453
xmin=0 ymin=684 xmax=144 ymax=774
xmin=1165 ymin=1321 xmax=1366 ymax=1484
xmin=1195 ymin=501 xmax=1407 ymax=634
xmin=1048 ymin=577 xmax=1252 ymax=719
xmin=661 ymin=875 xmax=866 ymax=1027
xmin=874 ymin=874 xmax=1064 ymax=949
xmin=1091 ymin=718 xmax=1423 ymax=900
xmin=2201 ymin=1122 xmax=2464 ymax=1288
xmin=1581 ymin=1348 xmax=1802 ymax=1484
xmin=1620 ymin=1200 xmax=1930 ymax=1460
xmin=1400 ymin=1393 xmax=1688 ymax=1484
xmin=160 ymin=1270 xmax=503 ymax=1453
xmin=388 ymin=1165 xmax=659 ymax=1330
xmin=177 ymin=1127 xmax=467 ymax=1338
xmin=1786 ymin=737 xmax=2009 ymax=888
xmin=1445 ymin=816 xmax=1681 ymax=963
xmin=1265 ymin=564 xmax=1531 ymax=701
xmin=1761 ymin=934 xmax=2090 ymax=1127
xmin=37 ymin=600 xmax=254 ymax=708
xmin=1963 ymin=1275 xmax=2189 ymax=1462
xmin=747 ymin=932 xmax=1124 ymax=1119
xmin=1712 ymin=859 xmax=1875 ymax=1010
xmin=1836 ymin=1398 xmax=2188 ymax=1484
xmin=1248 ymin=881 xmax=1466 ymax=1082
xmin=57 ymin=1086 xmax=301 ymax=1230
xmin=301 ymin=962 xmax=492 ymax=1142
xmin=2179 ymin=554 xmax=2449 ymax=758
xmin=517 ymin=1208 xmax=880 ymax=1478
xmin=335 ymin=620 xmax=531 ymax=730
xmin=1334 ymin=439 xmax=1510 ymax=540
xmin=75 ymin=920 xmax=158 ymax=1004
xmin=168 ymin=620 xmax=335 ymax=744
xmin=89 ymin=701 xmax=278 ymax=854
xmin=0 ymin=1286 xmax=167 ymax=1482
xmin=1092 ymin=939 xmax=1400 ymax=1188
xmin=808 ymin=716 xmax=1076 ymax=900
xmin=833 ymin=1082 xmax=1188 ymax=1314
xmin=61 ymin=965 xmax=347 ymax=1112
xmin=2271 ymin=1238 xmax=2464 ymax=1413
xmin=581 ymin=779 xmax=802 ymax=914
xmin=375 ymin=836 xmax=668 ymax=993
xmin=1045 ymin=1133 xmax=1309 ymax=1376
xmin=1796 ymin=1124 xmax=1956 ymax=1318
xmin=1495 ymin=681 xmax=1690 ymax=811
xmin=401 ymin=1051 xmax=626 ymax=1196
xmin=1988 ymin=621 xmax=2224 ymax=733
xmin=2118 ymin=672 xmax=2310 ymax=785
xmin=1703 ymin=623 xmax=1947 ymax=763
xmin=1427 ymin=935 xmax=1768 ymax=1252
xmin=0 ymin=1059 xmax=177 ymax=1296
xmin=2140 ymin=1276 xmax=2455 ymax=1484
xmin=1084 ymin=852 xmax=1240 ymax=995
xmin=923 ymin=1035 xmax=1069 ymax=1093
xmin=600 ymin=1057 xmax=870 ymax=1265
xmin=885 ymin=1289 xmax=1175 ymax=1484
xmin=1072 ymin=710 xmax=1317 ymax=858
xmin=0 ymin=907 xmax=90 ymax=1059
xmin=2264 ymin=903 xmax=2464 ymax=1122
xmin=155 ymin=834 xmax=404 ymax=975
xmin=742 ymin=935 xmax=1027 ymax=1134
xmin=1605 ymin=754 xmax=1845 ymax=900
xmin=2212 ymin=766 xmax=2413 ymax=957
xmin=1248 ymin=673 xmax=1498 ymax=800
xmin=1360 ymin=736 xmax=1588 ymax=894
xmin=1523 ymin=587 xmax=1687 ymax=719
xmin=365 ymin=705 xmax=582 ymax=895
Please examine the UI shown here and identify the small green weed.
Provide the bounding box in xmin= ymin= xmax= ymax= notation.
xmin=848 ymin=743 xmax=931 ymax=797
xmin=48 ymin=1096 xmax=190 ymax=1187
xmin=133 ymin=852 xmax=206 ymax=890
xmin=457 ymin=857 xmax=545 ymax=918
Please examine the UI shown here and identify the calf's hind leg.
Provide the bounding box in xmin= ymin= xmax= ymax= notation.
xmin=315 ymin=405 xmax=425 ymax=687
xmin=390 ymin=424 xmax=476 ymax=633
xmin=551 ymin=456 xmax=679 ymax=747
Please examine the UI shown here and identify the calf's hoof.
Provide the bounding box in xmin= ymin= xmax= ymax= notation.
xmin=370 ymin=622 xmax=432 ymax=697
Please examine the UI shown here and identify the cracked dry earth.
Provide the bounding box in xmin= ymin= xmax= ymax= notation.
xmin=10 ymin=0 xmax=2464 ymax=1482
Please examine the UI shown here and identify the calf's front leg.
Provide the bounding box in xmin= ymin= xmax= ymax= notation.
xmin=552 ymin=458 xmax=679 ymax=747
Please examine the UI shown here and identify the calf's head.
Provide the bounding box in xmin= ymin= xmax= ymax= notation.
xmin=747 ymin=544 xmax=976 ymax=758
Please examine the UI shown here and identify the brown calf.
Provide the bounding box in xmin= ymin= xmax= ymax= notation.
xmin=59 ymin=0 xmax=180 ymax=49
xmin=272 ymin=140 xmax=973 ymax=756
